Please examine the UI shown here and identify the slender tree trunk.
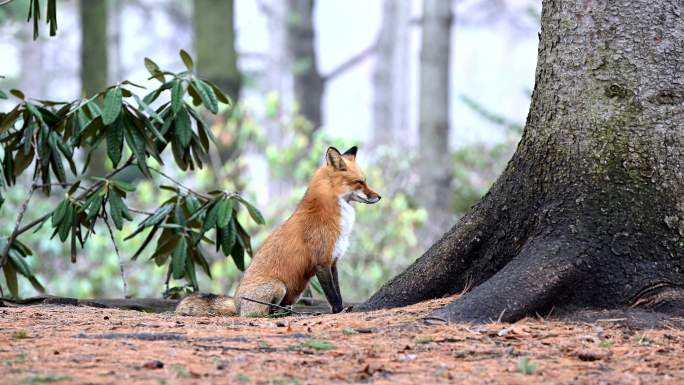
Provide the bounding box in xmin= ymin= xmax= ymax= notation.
xmin=193 ymin=0 xmax=241 ymax=101
xmin=286 ymin=0 xmax=324 ymax=133
xmin=371 ymin=0 xmax=411 ymax=148
xmin=262 ymin=0 xmax=296 ymax=202
xmin=360 ymin=0 xmax=684 ymax=323
xmin=193 ymin=0 xmax=242 ymax=170
xmin=80 ymin=0 xmax=109 ymax=177
xmin=79 ymin=0 xmax=108 ymax=97
xmin=417 ymin=0 xmax=454 ymax=244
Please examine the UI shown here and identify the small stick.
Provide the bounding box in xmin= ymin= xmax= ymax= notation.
xmin=149 ymin=167 xmax=211 ymax=200
xmin=1 ymin=135 xmax=42 ymax=268
xmin=240 ymin=296 xmax=318 ymax=316
xmin=496 ymin=308 xmax=507 ymax=323
xmin=103 ymin=215 xmax=128 ymax=298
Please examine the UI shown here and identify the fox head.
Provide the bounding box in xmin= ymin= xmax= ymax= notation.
xmin=322 ymin=146 xmax=381 ymax=204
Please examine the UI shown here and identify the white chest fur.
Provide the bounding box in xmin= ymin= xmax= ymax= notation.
xmin=333 ymin=197 xmax=356 ymax=259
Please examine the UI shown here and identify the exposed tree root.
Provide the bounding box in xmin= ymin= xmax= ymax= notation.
xmin=428 ymin=237 xmax=585 ymax=323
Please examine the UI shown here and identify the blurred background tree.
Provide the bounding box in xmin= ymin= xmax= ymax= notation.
xmin=0 ymin=0 xmax=541 ymax=302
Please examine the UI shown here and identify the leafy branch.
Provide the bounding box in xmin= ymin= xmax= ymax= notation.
xmin=0 ymin=51 xmax=260 ymax=299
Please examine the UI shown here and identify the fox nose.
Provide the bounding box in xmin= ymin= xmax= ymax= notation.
xmin=377 ymin=195 xmax=382 ymax=200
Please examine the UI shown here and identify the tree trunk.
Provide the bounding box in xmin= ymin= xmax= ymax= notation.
xmin=80 ymin=0 xmax=109 ymax=177
xmin=360 ymin=0 xmax=684 ymax=323
xmin=193 ymin=0 xmax=243 ymax=170
xmin=80 ymin=0 xmax=108 ymax=97
xmin=371 ymin=0 xmax=411 ymax=148
xmin=417 ymin=0 xmax=454 ymax=244
xmin=286 ymin=0 xmax=324 ymax=132
xmin=193 ymin=0 xmax=241 ymax=101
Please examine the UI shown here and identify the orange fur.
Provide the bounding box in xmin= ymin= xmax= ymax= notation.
xmin=176 ymin=146 xmax=380 ymax=317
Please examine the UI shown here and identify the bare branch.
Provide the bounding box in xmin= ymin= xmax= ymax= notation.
xmin=103 ymin=214 xmax=128 ymax=299
xmin=322 ymin=43 xmax=377 ymax=82
xmin=12 ymin=155 xmax=136 ymax=239
xmin=1 ymin=134 xmax=43 ymax=268
xmin=149 ymin=167 xmax=211 ymax=200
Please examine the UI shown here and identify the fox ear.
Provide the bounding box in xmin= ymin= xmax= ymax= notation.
xmin=342 ymin=146 xmax=357 ymax=160
xmin=325 ymin=147 xmax=347 ymax=171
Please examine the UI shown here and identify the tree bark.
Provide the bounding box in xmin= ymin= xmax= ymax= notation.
xmin=371 ymin=0 xmax=411 ymax=148
xmin=80 ymin=0 xmax=109 ymax=177
xmin=417 ymin=0 xmax=454 ymax=244
xmin=286 ymin=0 xmax=324 ymax=132
xmin=192 ymin=0 xmax=243 ymax=170
xmin=360 ymin=0 xmax=684 ymax=323
xmin=80 ymin=0 xmax=108 ymax=98
xmin=193 ymin=0 xmax=241 ymax=101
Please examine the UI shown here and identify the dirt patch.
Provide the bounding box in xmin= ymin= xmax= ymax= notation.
xmin=1 ymin=296 xmax=683 ymax=384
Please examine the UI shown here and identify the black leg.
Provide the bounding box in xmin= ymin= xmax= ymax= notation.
xmin=315 ymin=265 xmax=343 ymax=313
xmin=331 ymin=259 xmax=342 ymax=304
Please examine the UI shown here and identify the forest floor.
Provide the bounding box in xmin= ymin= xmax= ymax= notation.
xmin=1 ymin=295 xmax=683 ymax=385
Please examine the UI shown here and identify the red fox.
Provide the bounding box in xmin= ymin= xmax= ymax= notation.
xmin=176 ymin=146 xmax=381 ymax=316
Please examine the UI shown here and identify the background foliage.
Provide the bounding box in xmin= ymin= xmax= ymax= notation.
xmin=0 ymin=0 xmax=533 ymax=302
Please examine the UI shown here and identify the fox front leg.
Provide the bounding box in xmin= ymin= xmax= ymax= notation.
xmin=331 ymin=259 xmax=342 ymax=304
xmin=315 ymin=265 xmax=343 ymax=313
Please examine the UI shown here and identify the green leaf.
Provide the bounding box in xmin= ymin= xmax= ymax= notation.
xmin=201 ymin=200 xmax=220 ymax=234
xmin=13 ymin=147 xmax=35 ymax=177
xmin=86 ymin=193 xmax=104 ymax=222
xmin=193 ymin=247 xmax=212 ymax=278
xmin=179 ymin=49 xmax=194 ymax=72
xmin=236 ymin=196 xmax=265 ymax=225
xmin=0 ymin=106 xmax=22 ymax=133
xmin=174 ymin=203 xmax=186 ymax=226
xmin=3 ymin=261 xmax=18 ymax=298
xmin=126 ymin=204 xmax=173 ymax=241
xmin=202 ymin=79 xmax=232 ymax=105
xmin=144 ymin=57 xmax=165 ymax=83
xmin=231 ymin=237 xmax=245 ymax=271
xmin=186 ymin=250 xmax=199 ymax=289
xmin=123 ymin=118 xmax=150 ymax=177
xmin=191 ymin=79 xmax=218 ymax=113
xmin=171 ymin=236 xmax=188 ymax=279
xmin=51 ymin=200 xmax=68 ymax=227
xmin=67 ymin=180 xmax=81 ymax=195
xmin=175 ymin=107 xmax=192 ymax=149
xmin=111 ymin=179 xmax=136 ymax=193
xmin=9 ymin=251 xmax=45 ymax=293
xmin=150 ymin=229 xmax=178 ymax=265
xmin=102 ymin=87 xmax=123 ymax=125
xmin=188 ymin=107 xmax=219 ymax=147
xmin=171 ymin=81 xmax=184 ymax=113
xmin=216 ymin=199 xmax=234 ymax=228
xmin=106 ymin=116 xmax=124 ymax=167
xmin=234 ymin=219 xmax=253 ymax=256
xmin=26 ymin=103 xmax=45 ymax=125
xmin=132 ymin=94 xmax=163 ymax=124
xmin=15 ymin=240 xmax=35 ymax=257
xmin=10 ymin=89 xmax=25 ymax=100
xmin=108 ymin=190 xmax=130 ymax=230
xmin=47 ymin=0 xmax=58 ymax=36
xmin=185 ymin=194 xmax=200 ymax=214
xmin=130 ymin=225 xmax=159 ymax=261
xmin=220 ymin=220 xmax=236 ymax=257
xmin=50 ymin=150 xmax=67 ymax=184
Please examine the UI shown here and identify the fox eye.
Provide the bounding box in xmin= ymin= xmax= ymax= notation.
xmin=354 ymin=180 xmax=365 ymax=185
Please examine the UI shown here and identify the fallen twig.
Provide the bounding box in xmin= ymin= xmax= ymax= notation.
xmin=103 ymin=215 xmax=128 ymax=298
xmin=240 ymin=297 xmax=319 ymax=316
